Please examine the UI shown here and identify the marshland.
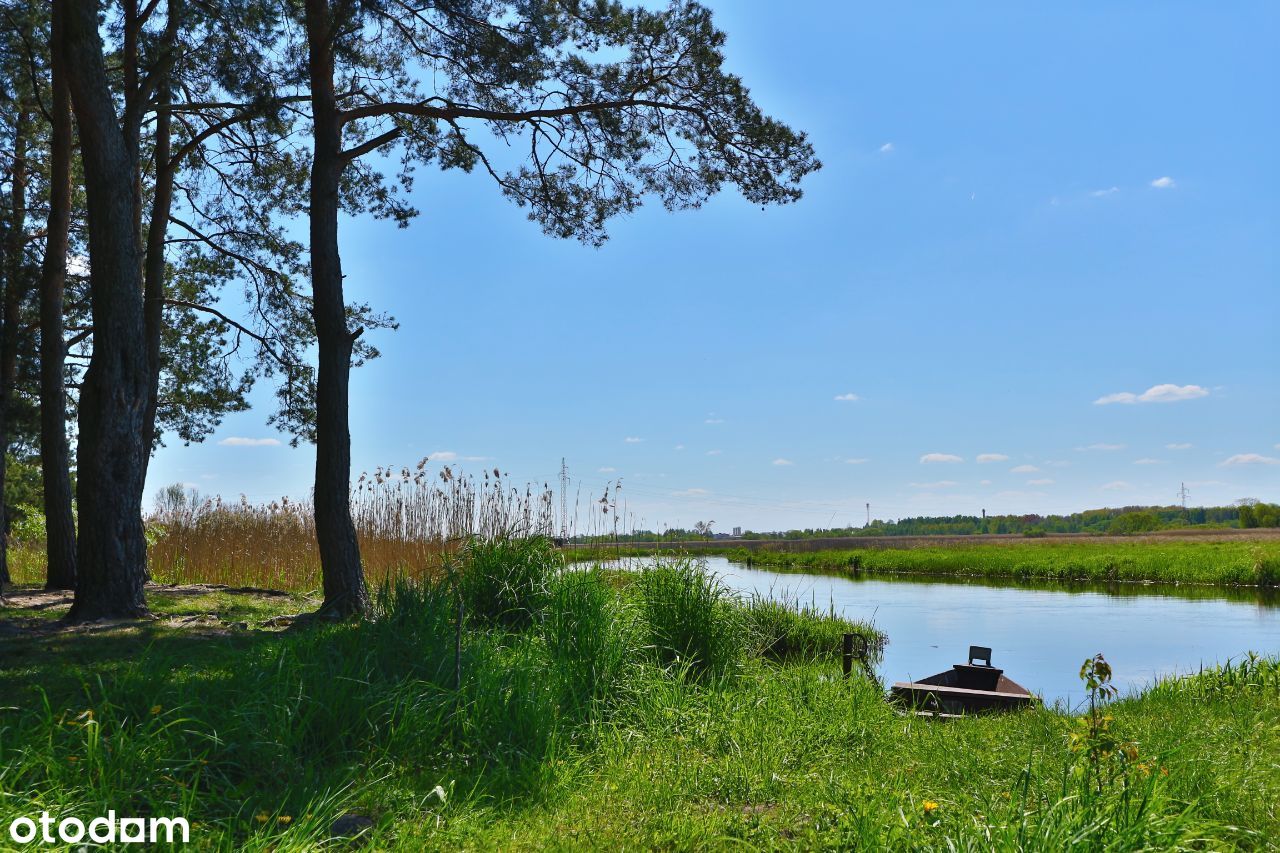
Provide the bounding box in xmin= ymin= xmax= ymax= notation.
xmin=3 ymin=476 xmax=1279 ymax=849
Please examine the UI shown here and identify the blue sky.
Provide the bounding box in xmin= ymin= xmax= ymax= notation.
xmin=148 ymin=1 xmax=1279 ymax=531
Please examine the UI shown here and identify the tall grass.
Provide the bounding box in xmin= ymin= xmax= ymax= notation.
xmin=634 ymin=557 xmax=748 ymax=680
xmin=457 ymin=536 xmax=559 ymax=629
xmin=725 ymin=540 xmax=1280 ymax=587
xmin=140 ymin=464 xmax=559 ymax=590
xmin=542 ymin=568 xmax=636 ymax=714
xmin=744 ymin=594 xmax=883 ymax=665
xmin=3 ymin=540 xmax=1276 ymax=849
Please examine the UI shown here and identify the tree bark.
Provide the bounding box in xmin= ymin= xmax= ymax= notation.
xmin=305 ymin=0 xmax=369 ymax=617
xmin=61 ymin=0 xmax=151 ymax=620
xmin=0 ymin=107 xmax=31 ymax=588
xmin=140 ymin=0 xmax=181 ymax=468
xmin=39 ymin=0 xmax=78 ymax=591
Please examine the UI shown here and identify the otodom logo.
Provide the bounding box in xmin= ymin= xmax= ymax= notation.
xmin=8 ymin=811 xmax=190 ymax=845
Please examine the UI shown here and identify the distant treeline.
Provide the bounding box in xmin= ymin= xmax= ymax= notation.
xmin=573 ymin=503 xmax=1280 ymax=542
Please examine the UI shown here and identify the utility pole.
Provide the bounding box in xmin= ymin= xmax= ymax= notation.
xmin=865 ymin=502 xmax=871 ymax=527
xmin=559 ymin=458 xmax=569 ymax=540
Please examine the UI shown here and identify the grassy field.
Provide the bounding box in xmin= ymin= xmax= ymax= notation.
xmin=569 ymin=538 xmax=1280 ymax=588
xmin=2 ymin=543 xmax=1278 ymax=849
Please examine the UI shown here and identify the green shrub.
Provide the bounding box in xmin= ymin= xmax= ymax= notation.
xmin=458 ymin=536 xmax=559 ymax=629
xmin=634 ymin=558 xmax=746 ymax=680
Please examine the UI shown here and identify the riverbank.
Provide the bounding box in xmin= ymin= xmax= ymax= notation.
xmin=2 ymin=546 xmax=1277 ymax=849
xmin=569 ymin=537 xmax=1280 ymax=587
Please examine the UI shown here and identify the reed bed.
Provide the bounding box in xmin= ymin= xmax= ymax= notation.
xmin=144 ymin=463 xmax=560 ymax=589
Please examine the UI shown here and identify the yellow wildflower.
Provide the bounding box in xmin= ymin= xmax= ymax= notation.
xmin=255 ymin=813 xmax=269 ymax=824
xmin=277 ymin=816 xmax=293 ymax=826
xmin=923 ymin=801 xmax=939 ymax=814
xmin=150 ymin=705 xmax=162 ymax=715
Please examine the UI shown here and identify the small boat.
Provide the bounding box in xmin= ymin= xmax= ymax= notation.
xmin=891 ymin=646 xmax=1033 ymax=715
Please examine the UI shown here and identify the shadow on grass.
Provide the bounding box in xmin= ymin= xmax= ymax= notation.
xmin=0 ymin=582 xmax=576 ymax=848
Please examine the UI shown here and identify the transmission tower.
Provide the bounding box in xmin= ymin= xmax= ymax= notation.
xmin=559 ymin=458 xmax=569 ymax=539
xmin=1178 ymin=482 xmax=1190 ymax=510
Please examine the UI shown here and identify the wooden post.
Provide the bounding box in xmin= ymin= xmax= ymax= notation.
xmin=842 ymin=633 xmax=854 ymax=678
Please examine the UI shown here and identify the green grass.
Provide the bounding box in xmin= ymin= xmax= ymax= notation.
xmin=1 ymin=553 xmax=1277 ymax=850
xmin=618 ymin=539 xmax=1280 ymax=587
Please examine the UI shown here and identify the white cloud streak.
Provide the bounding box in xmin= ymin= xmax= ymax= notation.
xmin=1220 ymin=454 xmax=1280 ymax=467
xmin=217 ymin=437 xmax=281 ymax=447
xmin=1094 ymin=384 xmax=1208 ymax=405
xmin=920 ymin=453 xmax=963 ymax=464
xmin=977 ymin=453 xmax=1009 ymax=463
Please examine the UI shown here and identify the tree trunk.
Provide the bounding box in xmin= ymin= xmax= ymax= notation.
xmin=39 ymin=1 xmax=78 ymax=591
xmin=305 ymin=0 xmax=368 ymax=617
xmin=140 ymin=0 xmax=180 ymax=468
xmin=0 ymin=107 xmax=30 ymax=588
xmin=61 ymin=0 xmax=150 ymax=620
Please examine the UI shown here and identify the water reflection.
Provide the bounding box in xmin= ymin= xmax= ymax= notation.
xmin=590 ymin=556 xmax=1280 ymax=708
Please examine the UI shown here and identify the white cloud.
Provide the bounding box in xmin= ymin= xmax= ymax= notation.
xmin=1090 ymin=186 xmax=1119 ymax=197
xmin=1094 ymin=384 xmax=1209 ymax=405
xmin=598 ymin=467 xmax=616 ymax=473
xmin=1166 ymin=443 xmax=1193 ymax=450
xmin=672 ymin=488 xmax=710 ymax=497
xmin=704 ymin=418 xmax=724 ymax=424
xmin=624 ymin=437 xmax=644 ymax=443
xmin=217 ymin=437 xmax=281 ymax=447
xmin=1010 ymin=464 xmax=1039 ymax=473
xmin=1220 ymin=453 xmax=1280 ymax=467
xmin=920 ymin=453 xmax=963 ymax=464
xmin=1101 ymin=481 xmax=1132 ymax=491
xmin=772 ymin=458 xmax=794 ymax=466
xmin=1133 ymin=458 xmax=1164 ymax=465
xmin=427 ymin=451 xmax=457 ymax=461
xmin=833 ymin=393 xmax=860 ymax=402
xmin=1151 ymin=176 xmax=1176 ymax=189
xmin=977 ymin=453 xmax=1009 ymax=463
xmin=879 ymin=142 xmax=894 ymax=154
xmin=1027 ymin=478 xmax=1055 ymax=486
xmin=979 ymin=479 xmax=993 ymax=486
xmin=462 ymin=455 xmax=491 ymax=462
xmin=911 ymin=480 xmax=958 ymax=489
xmin=674 ymin=444 xmax=685 ymax=450
xmin=1043 ymin=460 xmax=1071 ymax=468
xmin=706 ymin=449 xmax=722 ymax=456
xmin=1078 ymin=443 xmax=1126 ymax=452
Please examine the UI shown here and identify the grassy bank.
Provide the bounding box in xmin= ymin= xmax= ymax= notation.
xmin=570 ymin=539 xmax=1280 ymax=587
xmin=2 ymin=545 xmax=1277 ymax=849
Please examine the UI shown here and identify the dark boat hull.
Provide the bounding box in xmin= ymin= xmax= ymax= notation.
xmin=891 ymin=663 xmax=1033 ymax=714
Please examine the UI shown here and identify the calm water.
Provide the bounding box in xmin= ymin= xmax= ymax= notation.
xmin=597 ymin=556 xmax=1280 ymax=708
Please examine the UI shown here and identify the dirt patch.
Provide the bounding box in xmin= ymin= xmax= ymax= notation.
xmin=1 ymin=583 xmax=306 ymax=642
